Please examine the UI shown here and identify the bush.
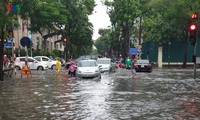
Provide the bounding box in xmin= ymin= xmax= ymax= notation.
xmin=5 ymin=48 xmax=60 ymax=59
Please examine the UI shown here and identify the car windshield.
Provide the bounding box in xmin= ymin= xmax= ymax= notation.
xmin=78 ymin=61 xmax=97 ymax=67
xmin=97 ymin=60 xmax=110 ymax=64
xmin=137 ymin=60 xmax=150 ymax=64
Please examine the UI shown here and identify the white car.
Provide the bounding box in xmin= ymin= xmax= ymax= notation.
xmin=76 ymin=59 xmax=101 ymax=80
xmin=15 ymin=57 xmax=48 ymax=70
xmin=34 ymin=56 xmax=57 ymax=70
xmin=97 ymin=58 xmax=116 ymax=73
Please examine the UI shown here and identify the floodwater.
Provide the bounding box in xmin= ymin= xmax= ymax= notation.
xmin=0 ymin=68 xmax=200 ymax=120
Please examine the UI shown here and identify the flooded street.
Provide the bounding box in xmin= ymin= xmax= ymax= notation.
xmin=0 ymin=68 xmax=200 ymax=119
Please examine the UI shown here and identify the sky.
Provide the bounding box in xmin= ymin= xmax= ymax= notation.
xmin=88 ymin=0 xmax=111 ymax=40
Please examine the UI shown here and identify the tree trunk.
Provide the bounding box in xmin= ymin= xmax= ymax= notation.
xmin=0 ymin=29 xmax=4 ymax=81
xmin=122 ymin=24 xmax=130 ymax=62
xmin=43 ymin=37 xmax=47 ymax=51
xmin=138 ymin=16 xmax=142 ymax=45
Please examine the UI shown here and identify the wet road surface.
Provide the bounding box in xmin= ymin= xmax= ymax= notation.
xmin=0 ymin=68 xmax=200 ymax=119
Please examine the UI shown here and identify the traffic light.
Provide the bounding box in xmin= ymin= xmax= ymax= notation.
xmin=189 ymin=13 xmax=198 ymax=46
xmin=63 ymin=38 xmax=67 ymax=42
xmin=189 ymin=23 xmax=197 ymax=46
xmin=189 ymin=23 xmax=197 ymax=31
xmin=191 ymin=13 xmax=198 ymax=19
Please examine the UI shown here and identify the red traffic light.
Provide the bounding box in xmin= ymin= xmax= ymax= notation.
xmin=191 ymin=13 xmax=198 ymax=19
xmin=189 ymin=24 xmax=197 ymax=31
xmin=63 ymin=38 xmax=67 ymax=42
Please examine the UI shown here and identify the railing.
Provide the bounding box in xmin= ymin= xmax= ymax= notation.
xmin=3 ymin=63 xmax=15 ymax=78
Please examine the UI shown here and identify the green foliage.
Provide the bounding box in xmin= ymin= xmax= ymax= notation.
xmin=61 ymin=0 xmax=95 ymax=57
xmin=104 ymin=0 xmax=143 ymax=58
xmin=0 ymin=0 xmax=20 ymax=35
xmin=52 ymin=49 xmax=60 ymax=57
xmin=91 ymin=48 xmax=98 ymax=55
xmin=142 ymin=0 xmax=199 ymax=46
xmin=20 ymin=0 xmax=69 ymax=35
xmin=32 ymin=49 xmax=41 ymax=56
xmin=103 ymin=0 xmax=200 ymax=48
xmin=26 ymin=49 xmax=57 ymax=58
xmin=3 ymin=49 xmax=12 ymax=57
xmin=94 ymin=37 xmax=107 ymax=55
xmin=20 ymin=49 xmax=26 ymax=56
xmin=0 ymin=31 xmax=8 ymax=39
xmin=94 ymin=28 xmax=112 ymax=56
xmin=1 ymin=0 xmax=96 ymax=59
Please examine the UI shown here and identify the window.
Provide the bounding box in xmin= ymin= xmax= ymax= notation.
xmin=42 ymin=58 xmax=49 ymax=61
xmin=28 ymin=58 xmax=34 ymax=62
xmin=97 ymin=60 xmax=110 ymax=64
xmin=34 ymin=58 xmax=41 ymax=61
xmin=20 ymin=58 xmax=25 ymax=61
xmin=79 ymin=61 xmax=97 ymax=67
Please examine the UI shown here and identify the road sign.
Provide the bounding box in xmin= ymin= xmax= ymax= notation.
xmin=4 ymin=42 xmax=12 ymax=48
xmin=128 ymin=48 xmax=143 ymax=55
xmin=20 ymin=37 xmax=31 ymax=48
xmin=4 ymin=38 xmax=13 ymax=48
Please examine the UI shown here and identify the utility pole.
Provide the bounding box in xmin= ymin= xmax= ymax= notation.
xmin=63 ymin=37 xmax=67 ymax=61
xmin=189 ymin=13 xmax=198 ymax=79
xmin=193 ymin=32 xmax=197 ymax=79
xmin=0 ymin=29 xmax=5 ymax=81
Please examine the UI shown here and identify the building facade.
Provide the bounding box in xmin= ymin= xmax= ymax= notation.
xmin=12 ymin=16 xmax=64 ymax=54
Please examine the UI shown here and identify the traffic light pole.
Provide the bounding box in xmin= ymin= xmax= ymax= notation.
xmin=189 ymin=13 xmax=198 ymax=79
xmin=193 ymin=22 xmax=199 ymax=79
xmin=193 ymin=28 xmax=198 ymax=79
xmin=193 ymin=11 xmax=199 ymax=79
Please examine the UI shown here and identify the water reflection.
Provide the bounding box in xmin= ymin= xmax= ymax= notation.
xmin=0 ymin=69 xmax=200 ymax=119
xmin=174 ymin=94 xmax=200 ymax=119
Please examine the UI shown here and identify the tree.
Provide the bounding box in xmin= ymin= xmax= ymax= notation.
xmin=20 ymin=0 xmax=95 ymax=58
xmin=0 ymin=0 xmax=96 ymax=80
xmin=0 ymin=0 xmax=22 ymax=81
xmin=94 ymin=28 xmax=112 ymax=56
xmin=142 ymin=0 xmax=198 ymax=67
xmin=104 ymin=0 xmax=141 ymax=61
xmin=104 ymin=0 xmax=199 ymax=67
xmin=20 ymin=0 xmax=69 ymax=51
xmin=61 ymin=0 xmax=95 ymax=58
